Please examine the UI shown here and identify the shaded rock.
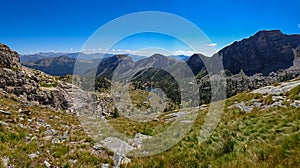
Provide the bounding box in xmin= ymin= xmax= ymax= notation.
xmin=218 ymin=30 xmax=300 ymax=76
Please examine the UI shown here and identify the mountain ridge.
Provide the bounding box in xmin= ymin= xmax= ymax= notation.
xmin=21 ymin=30 xmax=300 ymax=77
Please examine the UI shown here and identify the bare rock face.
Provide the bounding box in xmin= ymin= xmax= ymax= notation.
xmin=0 ymin=43 xmax=21 ymax=69
xmin=219 ymin=30 xmax=300 ymax=76
xmin=0 ymin=43 xmax=73 ymax=110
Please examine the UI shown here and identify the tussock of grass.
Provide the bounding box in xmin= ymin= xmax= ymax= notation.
xmin=263 ymin=94 xmax=274 ymax=105
xmin=0 ymin=93 xmax=113 ymax=167
xmin=0 ymin=84 xmax=299 ymax=167
xmin=287 ymin=85 xmax=300 ymax=100
xmin=124 ymin=93 xmax=300 ymax=167
xmin=39 ymin=81 xmax=58 ymax=88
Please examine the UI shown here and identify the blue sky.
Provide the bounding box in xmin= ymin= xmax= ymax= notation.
xmin=1 ymin=0 xmax=299 ymax=55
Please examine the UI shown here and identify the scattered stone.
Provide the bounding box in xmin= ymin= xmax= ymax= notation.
xmin=31 ymin=136 xmax=38 ymax=141
xmin=291 ymin=100 xmax=300 ymax=107
xmin=0 ymin=109 xmax=11 ymax=115
xmin=93 ymin=143 xmax=103 ymax=151
xmin=102 ymin=137 xmax=134 ymax=154
xmin=23 ymin=110 xmax=32 ymax=115
xmin=234 ymin=102 xmax=253 ymax=113
xmin=28 ymin=153 xmax=38 ymax=159
xmin=43 ymin=136 xmax=53 ymax=141
xmin=121 ymin=156 xmax=131 ymax=165
xmin=114 ymin=153 xmax=131 ymax=167
xmin=45 ymin=127 xmax=57 ymax=136
xmin=0 ymin=121 xmax=9 ymax=126
xmin=180 ymin=120 xmax=193 ymax=123
xmin=25 ymin=136 xmax=31 ymax=142
xmin=272 ymin=95 xmax=285 ymax=101
xmin=51 ymin=137 xmax=61 ymax=144
xmin=68 ymin=159 xmax=77 ymax=164
xmin=2 ymin=157 xmax=9 ymax=167
xmin=102 ymin=163 xmax=109 ymax=168
xmin=269 ymin=100 xmax=286 ymax=108
xmin=44 ymin=160 xmax=51 ymax=168
xmin=152 ymin=118 xmax=159 ymax=121
xmin=17 ymin=123 xmax=27 ymax=129
xmin=165 ymin=111 xmax=188 ymax=122
xmin=128 ymin=133 xmax=152 ymax=149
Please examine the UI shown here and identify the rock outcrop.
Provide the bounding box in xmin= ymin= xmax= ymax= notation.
xmin=0 ymin=43 xmax=79 ymax=110
xmin=218 ymin=30 xmax=300 ymax=76
xmin=0 ymin=44 xmax=20 ymax=69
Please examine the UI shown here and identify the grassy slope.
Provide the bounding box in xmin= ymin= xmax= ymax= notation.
xmin=124 ymin=90 xmax=300 ymax=167
xmin=0 ymin=93 xmax=113 ymax=167
xmin=0 ymin=86 xmax=299 ymax=167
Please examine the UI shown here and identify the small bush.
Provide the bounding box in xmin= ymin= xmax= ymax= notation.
xmin=39 ymin=81 xmax=58 ymax=88
xmin=112 ymin=107 xmax=120 ymax=118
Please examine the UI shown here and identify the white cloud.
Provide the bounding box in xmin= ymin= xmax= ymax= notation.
xmin=173 ymin=50 xmax=194 ymax=56
xmin=208 ymin=43 xmax=217 ymax=47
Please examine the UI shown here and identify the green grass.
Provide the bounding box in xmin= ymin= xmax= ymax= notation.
xmin=287 ymin=85 xmax=300 ymax=100
xmin=225 ymin=92 xmax=263 ymax=107
xmin=123 ymin=94 xmax=300 ymax=168
xmin=39 ymin=81 xmax=58 ymax=88
xmin=11 ymin=66 xmax=21 ymax=72
xmin=0 ymin=82 xmax=299 ymax=167
xmin=263 ymin=94 xmax=274 ymax=105
xmin=0 ymin=93 xmax=113 ymax=167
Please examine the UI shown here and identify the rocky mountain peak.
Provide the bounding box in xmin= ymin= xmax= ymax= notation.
xmin=0 ymin=43 xmax=21 ymax=69
xmin=218 ymin=30 xmax=300 ymax=76
xmin=253 ymin=30 xmax=283 ymax=37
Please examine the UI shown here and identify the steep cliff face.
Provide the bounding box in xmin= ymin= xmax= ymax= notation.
xmin=186 ymin=54 xmax=208 ymax=75
xmin=219 ymin=30 xmax=300 ymax=76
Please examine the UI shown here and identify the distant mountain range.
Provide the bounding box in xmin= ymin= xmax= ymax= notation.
xmin=20 ymin=52 xmax=188 ymax=63
xmin=20 ymin=52 xmax=114 ymax=62
xmin=93 ymin=30 xmax=300 ymax=79
xmin=22 ymin=30 xmax=300 ymax=77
